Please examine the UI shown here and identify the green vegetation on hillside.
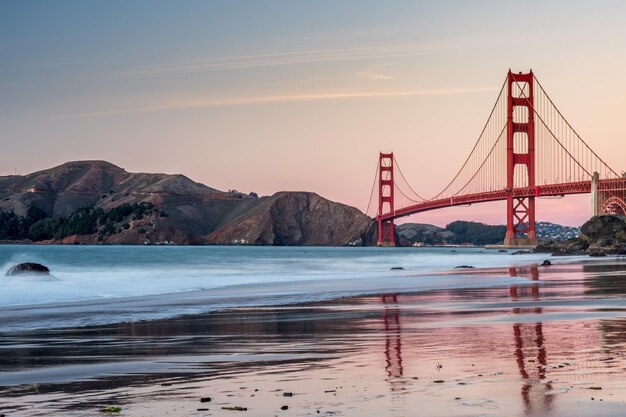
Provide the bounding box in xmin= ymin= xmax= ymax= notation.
xmin=396 ymin=220 xmax=507 ymax=246
xmin=0 ymin=203 xmax=156 ymax=242
xmin=444 ymin=221 xmax=506 ymax=245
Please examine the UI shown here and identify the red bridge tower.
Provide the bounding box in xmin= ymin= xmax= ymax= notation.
xmin=377 ymin=152 xmax=395 ymax=246
xmin=504 ymin=70 xmax=537 ymax=246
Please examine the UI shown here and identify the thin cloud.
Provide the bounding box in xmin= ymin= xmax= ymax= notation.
xmin=107 ymin=33 xmax=544 ymax=80
xmin=49 ymin=86 xmax=497 ymax=119
xmin=110 ymin=44 xmax=444 ymax=79
xmin=0 ymin=86 xmax=497 ymax=124
xmin=356 ymin=71 xmax=393 ymax=80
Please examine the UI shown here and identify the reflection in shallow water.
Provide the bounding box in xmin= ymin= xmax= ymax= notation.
xmin=509 ymin=266 xmax=553 ymax=415
xmin=381 ymin=266 xmax=556 ymax=415
xmin=381 ymin=293 xmax=403 ymax=382
xmin=1 ymin=261 xmax=626 ymax=416
xmin=584 ymin=262 xmax=626 ymax=296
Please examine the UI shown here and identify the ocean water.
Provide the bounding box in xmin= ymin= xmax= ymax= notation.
xmin=0 ymin=245 xmax=573 ymax=332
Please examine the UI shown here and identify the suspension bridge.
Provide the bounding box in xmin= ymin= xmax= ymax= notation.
xmin=369 ymin=70 xmax=626 ymax=247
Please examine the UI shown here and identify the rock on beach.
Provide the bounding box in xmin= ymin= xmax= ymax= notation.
xmin=5 ymin=262 xmax=50 ymax=276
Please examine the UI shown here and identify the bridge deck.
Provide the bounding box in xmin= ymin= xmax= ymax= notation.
xmin=378 ymin=178 xmax=626 ymax=221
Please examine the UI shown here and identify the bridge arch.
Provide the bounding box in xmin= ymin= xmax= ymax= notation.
xmin=602 ymin=196 xmax=626 ymax=215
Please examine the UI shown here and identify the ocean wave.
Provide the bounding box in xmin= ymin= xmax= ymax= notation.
xmin=0 ymin=245 xmax=571 ymax=331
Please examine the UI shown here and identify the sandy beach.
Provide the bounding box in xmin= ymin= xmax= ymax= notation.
xmin=4 ymin=1 xmax=626 ymax=415
xmin=2 ymin=257 xmax=626 ymax=416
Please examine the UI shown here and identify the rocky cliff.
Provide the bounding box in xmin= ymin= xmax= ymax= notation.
xmin=0 ymin=161 xmax=375 ymax=246
xmin=206 ymin=192 xmax=376 ymax=246
xmin=535 ymin=215 xmax=626 ymax=256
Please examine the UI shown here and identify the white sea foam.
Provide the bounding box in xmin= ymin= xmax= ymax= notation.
xmin=0 ymin=245 xmax=581 ymax=331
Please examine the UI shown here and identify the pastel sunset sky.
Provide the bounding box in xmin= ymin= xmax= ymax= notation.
xmin=2 ymin=1 xmax=625 ymax=226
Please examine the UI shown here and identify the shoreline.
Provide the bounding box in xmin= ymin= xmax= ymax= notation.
xmin=1 ymin=240 xmax=485 ymax=247
xmin=2 ymin=257 xmax=626 ymax=416
xmin=0 ymin=253 xmax=598 ymax=334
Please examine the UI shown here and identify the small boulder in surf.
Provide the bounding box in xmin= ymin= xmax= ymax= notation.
xmin=6 ymin=262 xmax=50 ymax=276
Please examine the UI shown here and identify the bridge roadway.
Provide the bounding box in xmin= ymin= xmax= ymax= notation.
xmin=378 ymin=177 xmax=626 ymax=222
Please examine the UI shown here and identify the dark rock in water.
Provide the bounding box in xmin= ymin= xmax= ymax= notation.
xmin=390 ymin=267 xmax=405 ymax=270
xmin=568 ymin=240 xmax=589 ymax=253
xmin=541 ymin=260 xmax=552 ymax=266
xmin=512 ymin=250 xmax=532 ymax=255
xmin=588 ymin=248 xmax=609 ymax=257
xmin=533 ymin=242 xmax=557 ymax=253
xmin=6 ymin=262 xmax=50 ymax=276
xmin=454 ymin=265 xmax=474 ymax=269
xmin=581 ymin=215 xmax=626 ymax=241
xmin=597 ymin=237 xmax=615 ymax=247
xmin=578 ymin=215 xmax=626 ymax=256
xmin=535 ymin=215 xmax=626 ymax=256
xmin=545 ymin=239 xmax=588 ymax=256
xmin=498 ymin=249 xmax=508 ymax=253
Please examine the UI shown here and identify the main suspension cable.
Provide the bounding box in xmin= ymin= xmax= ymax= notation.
xmin=452 ymin=124 xmax=507 ymax=197
xmin=392 ymin=155 xmax=427 ymax=201
xmin=430 ymin=77 xmax=507 ymax=200
xmin=533 ymin=76 xmax=619 ymax=178
xmin=364 ymin=161 xmax=379 ymax=216
xmin=511 ymin=75 xmax=591 ymax=179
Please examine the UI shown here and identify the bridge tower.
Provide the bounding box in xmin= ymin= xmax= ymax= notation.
xmin=504 ymin=70 xmax=537 ymax=247
xmin=377 ymin=152 xmax=395 ymax=246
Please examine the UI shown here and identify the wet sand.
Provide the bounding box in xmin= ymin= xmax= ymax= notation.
xmin=2 ymin=259 xmax=626 ymax=416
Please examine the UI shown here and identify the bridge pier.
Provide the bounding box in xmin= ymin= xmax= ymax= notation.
xmin=377 ymin=219 xmax=395 ymax=247
xmin=502 ymin=237 xmax=537 ymax=248
xmin=503 ymin=196 xmax=537 ymax=247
